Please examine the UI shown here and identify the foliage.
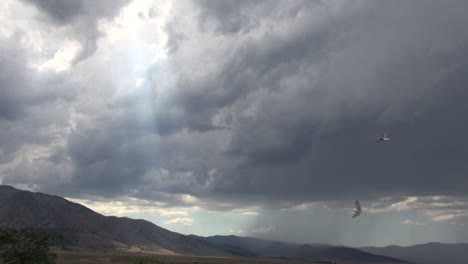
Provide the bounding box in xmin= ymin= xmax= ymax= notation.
xmin=0 ymin=227 xmax=57 ymax=264
xmin=110 ymin=256 xmax=163 ymax=264
xmin=134 ymin=257 xmax=164 ymax=264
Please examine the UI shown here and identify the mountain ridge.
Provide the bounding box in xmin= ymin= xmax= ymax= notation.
xmin=361 ymin=242 xmax=468 ymax=264
xmin=0 ymin=185 xmax=236 ymax=257
xmin=0 ymin=185 xmax=415 ymax=262
xmin=189 ymin=234 xmax=407 ymax=262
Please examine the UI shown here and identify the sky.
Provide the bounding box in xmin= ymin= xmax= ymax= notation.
xmin=1 ymin=0 xmax=468 ymax=247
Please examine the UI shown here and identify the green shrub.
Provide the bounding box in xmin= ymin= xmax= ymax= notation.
xmin=0 ymin=227 xmax=57 ymax=264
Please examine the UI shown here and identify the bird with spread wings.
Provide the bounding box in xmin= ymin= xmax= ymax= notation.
xmin=352 ymin=200 xmax=362 ymax=218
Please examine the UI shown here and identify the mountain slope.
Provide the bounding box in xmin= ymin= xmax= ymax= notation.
xmin=0 ymin=185 xmax=413 ymax=262
xmin=0 ymin=185 xmax=234 ymax=256
xmin=361 ymin=242 xmax=468 ymax=264
xmin=190 ymin=235 xmax=407 ymax=262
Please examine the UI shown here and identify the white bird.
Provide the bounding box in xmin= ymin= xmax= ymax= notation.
xmin=375 ymin=132 xmax=390 ymax=143
xmin=352 ymin=200 xmax=362 ymax=218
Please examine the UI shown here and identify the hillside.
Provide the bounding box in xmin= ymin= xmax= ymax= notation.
xmin=0 ymin=185 xmax=234 ymax=256
xmin=0 ymin=185 xmax=411 ymax=262
xmin=190 ymin=235 xmax=407 ymax=263
xmin=361 ymin=242 xmax=468 ymax=264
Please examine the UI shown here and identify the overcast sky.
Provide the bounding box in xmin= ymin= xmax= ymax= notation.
xmin=1 ymin=0 xmax=468 ymax=247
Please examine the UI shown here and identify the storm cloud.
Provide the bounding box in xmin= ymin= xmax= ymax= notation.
xmin=1 ymin=0 xmax=468 ymax=245
xmin=20 ymin=0 xmax=131 ymax=63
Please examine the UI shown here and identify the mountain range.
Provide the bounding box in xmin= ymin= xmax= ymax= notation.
xmin=361 ymin=242 xmax=468 ymax=264
xmin=0 ymin=185 xmax=232 ymax=256
xmin=189 ymin=235 xmax=405 ymax=263
xmin=2 ymin=185 xmax=465 ymax=263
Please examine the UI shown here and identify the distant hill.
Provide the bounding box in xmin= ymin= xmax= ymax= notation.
xmin=189 ymin=235 xmax=408 ymax=263
xmin=0 ymin=185 xmax=235 ymax=256
xmin=361 ymin=242 xmax=468 ymax=264
xmin=0 ymin=185 xmax=411 ymax=263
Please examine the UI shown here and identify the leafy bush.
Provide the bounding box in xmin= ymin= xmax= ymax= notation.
xmin=0 ymin=227 xmax=57 ymax=264
xmin=111 ymin=256 xmax=163 ymax=264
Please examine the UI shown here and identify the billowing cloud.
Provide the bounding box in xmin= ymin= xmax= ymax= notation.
xmin=19 ymin=0 xmax=131 ymax=63
xmin=242 ymin=211 xmax=259 ymax=216
xmin=2 ymin=0 xmax=468 ymax=207
xmin=228 ymin=229 xmax=245 ymax=235
xmin=402 ymin=220 xmax=426 ymax=226
xmin=164 ymin=217 xmax=193 ymax=226
xmin=68 ymin=196 xmax=188 ymax=217
xmin=369 ymin=196 xmax=468 ymax=225
xmin=251 ymin=226 xmax=277 ymax=234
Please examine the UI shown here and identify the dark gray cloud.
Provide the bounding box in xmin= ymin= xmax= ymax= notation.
xmin=160 ymin=0 xmax=468 ymax=204
xmin=2 ymin=0 xmax=468 ymax=215
xmin=0 ymin=36 xmax=75 ymax=121
xmin=20 ymin=0 xmax=131 ymax=63
xmin=195 ymin=0 xmax=259 ymax=35
xmin=0 ymin=36 xmax=30 ymax=120
xmin=0 ymin=32 xmax=78 ymax=169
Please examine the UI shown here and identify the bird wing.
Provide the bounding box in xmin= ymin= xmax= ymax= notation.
xmin=352 ymin=210 xmax=361 ymax=218
xmin=352 ymin=200 xmax=362 ymax=218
